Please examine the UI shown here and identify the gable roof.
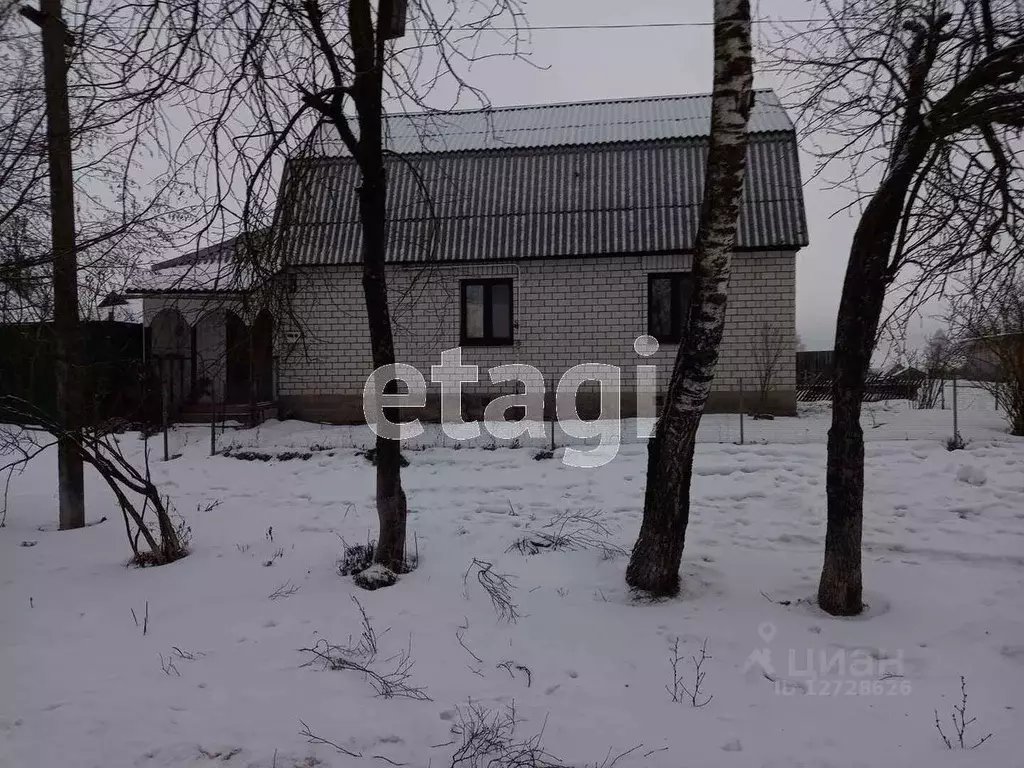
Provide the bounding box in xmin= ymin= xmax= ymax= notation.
xmin=285 ymin=138 xmax=806 ymax=265
xmin=283 ymin=91 xmax=807 ymax=266
xmin=319 ymin=89 xmax=796 ymax=155
xmin=139 ymin=91 xmax=808 ymax=281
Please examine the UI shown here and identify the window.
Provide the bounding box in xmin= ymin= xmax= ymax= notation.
xmin=648 ymin=273 xmax=694 ymax=343
xmin=461 ymin=279 xmax=514 ymax=346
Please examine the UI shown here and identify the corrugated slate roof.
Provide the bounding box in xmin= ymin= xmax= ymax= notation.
xmin=282 ymin=133 xmax=808 ymax=265
xmin=148 ymin=91 xmax=807 ymax=273
xmin=319 ymin=89 xmax=795 ymax=155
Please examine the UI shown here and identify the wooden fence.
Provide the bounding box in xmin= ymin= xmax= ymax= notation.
xmin=797 ymin=372 xmax=924 ymax=403
xmin=0 ymin=320 xmax=158 ymax=426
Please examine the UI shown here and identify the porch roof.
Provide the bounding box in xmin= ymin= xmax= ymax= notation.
xmin=127 ymin=236 xmax=256 ymax=295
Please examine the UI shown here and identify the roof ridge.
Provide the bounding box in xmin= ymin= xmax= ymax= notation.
xmin=383 ymin=88 xmax=779 ymax=120
xmin=292 ymin=131 xmax=797 ymax=167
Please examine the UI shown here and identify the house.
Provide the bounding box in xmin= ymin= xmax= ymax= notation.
xmin=97 ymin=292 xmax=142 ymax=323
xmin=131 ymin=90 xmax=808 ymax=424
xmin=963 ymin=331 xmax=1024 ymax=382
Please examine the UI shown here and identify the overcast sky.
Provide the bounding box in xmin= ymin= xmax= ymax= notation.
xmin=415 ymin=0 xmax=864 ymax=352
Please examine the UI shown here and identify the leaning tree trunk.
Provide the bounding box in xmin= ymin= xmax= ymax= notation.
xmin=819 ymin=134 xmax=930 ymax=615
xmin=625 ymin=0 xmax=753 ymax=597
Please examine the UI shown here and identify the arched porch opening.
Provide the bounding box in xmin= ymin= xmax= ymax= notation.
xmin=223 ymin=309 xmax=251 ymax=405
xmin=147 ymin=308 xmax=191 ymax=410
xmin=193 ymin=309 xmax=227 ymax=404
xmin=251 ymin=309 xmax=275 ymax=402
xmin=144 ymin=302 xmax=276 ymax=423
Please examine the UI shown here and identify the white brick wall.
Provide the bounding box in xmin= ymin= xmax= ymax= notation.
xmin=277 ymin=251 xmax=797 ymax=405
xmin=143 ymin=295 xmax=244 ymax=327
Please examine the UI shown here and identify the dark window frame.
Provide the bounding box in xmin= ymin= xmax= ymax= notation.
xmin=460 ymin=278 xmax=514 ymax=347
xmin=647 ymin=272 xmax=694 ymax=344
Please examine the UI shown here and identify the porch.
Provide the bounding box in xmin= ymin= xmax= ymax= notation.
xmin=145 ymin=305 xmax=276 ymax=425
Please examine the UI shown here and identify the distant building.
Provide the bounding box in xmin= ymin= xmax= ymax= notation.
xmin=962 ymin=332 xmax=1024 ymax=382
xmin=97 ymin=292 xmax=141 ymax=323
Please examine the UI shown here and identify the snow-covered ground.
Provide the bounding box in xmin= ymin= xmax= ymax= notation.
xmin=2 ymin=401 xmax=1023 ymax=767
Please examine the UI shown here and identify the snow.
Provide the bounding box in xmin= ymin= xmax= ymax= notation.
xmin=352 ymin=563 xmax=398 ymax=591
xmin=955 ymin=464 xmax=987 ymax=487
xmin=2 ymin=400 xmax=1023 ymax=767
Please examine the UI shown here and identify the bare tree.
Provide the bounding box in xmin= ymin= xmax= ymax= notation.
xmin=0 ymin=415 xmax=188 ymax=565
xmin=2 ymin=0 xmax=205 ymax=534
xmin=2 ymin=1 xmax=199 ymax=318
xmin=106 ymin=0 xmax=532 ymax=579
xmin=7 ymin=1 xmax=531 ymax=566
xmin=953 ymin=279 xmax=1024 ymax=434
xmin=626 ymin=0 xmax=754 ymax=596
xmin=751 ymin=321 xmax=787 ymax=414
xmin=297 ymin=0 xmax=412 ymax=571
xmin=912 ymin=328 xmax=956 ymax=409
xmin=771 ymin=0 xmax=1024 ymax=615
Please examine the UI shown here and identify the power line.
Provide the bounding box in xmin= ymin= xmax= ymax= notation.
xmin=1 ymin=17 xmax=859 ymax=42
xmin=454 ymin=19 xmax=843 ymax=31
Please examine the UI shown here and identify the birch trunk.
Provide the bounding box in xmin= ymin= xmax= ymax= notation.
xmin=625 ymin=0 xmax=753 ymax=596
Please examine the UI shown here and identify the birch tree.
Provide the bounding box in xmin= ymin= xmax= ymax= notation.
xmin=626 ymin=0 xmax=754 ymax=596
xmin=772 ymin=0 xmax=1024 ymax=615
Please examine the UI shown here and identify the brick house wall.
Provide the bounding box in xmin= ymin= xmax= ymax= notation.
xmin=275 ymin=250 xmax=797 ymax=422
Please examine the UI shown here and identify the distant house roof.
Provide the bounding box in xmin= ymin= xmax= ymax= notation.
xmin=886 ymin=365 xmax=927 ymax=380
xmin=282 ymin=90 xmax=808 ymax=266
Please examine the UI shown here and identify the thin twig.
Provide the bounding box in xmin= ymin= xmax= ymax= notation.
xmin=298 ymin=720 xmax=362 ymax=758
xmin=456 ymin=628 xmax=484 ymax=664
